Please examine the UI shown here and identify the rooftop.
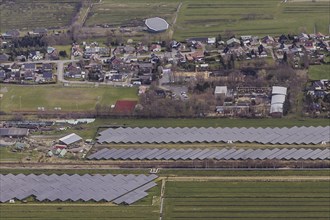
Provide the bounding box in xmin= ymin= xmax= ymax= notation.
xmin=145 ymin=17 xmax=169 ymax=32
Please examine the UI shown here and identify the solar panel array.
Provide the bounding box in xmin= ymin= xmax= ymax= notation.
xmin=97 ymin=126 xmax=330 ymax=145
xmin=0 ymin=174 xmax=157 ymax=204
xmin=88 ymin=148 xmax=330 ymax=161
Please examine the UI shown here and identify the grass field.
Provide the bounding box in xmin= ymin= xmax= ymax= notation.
xmin=0 ymin=0 xmax=83 ymax=32
xmin=308 ymin=65 xmax=330 ymax=80
xmin=85 ymin=0 xmax=179 ymax=27
xmin=164 ymin=181 xmax=330 ymax=220
xmin=174 ymin=0 xmax=330 ymax=40
xmin=0 ymin=85 xmax=138 ymax=112
xmin=84 ymin=0 xmax=330 ymax=41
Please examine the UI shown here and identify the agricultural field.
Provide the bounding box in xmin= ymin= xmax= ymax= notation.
xmin=84 ymin=0 xmax=329 ymax=41
xmin=163 ymin=181 xmax=330 ymax=220
xmin=0 ymin=85 xmax=138 ymax=113
xmin=85 ymin=0 xmax=179 ymax=27
xmin=0 ymin=0 xmax=83 ymax=32
xmin=174 ymin=0 xmax=330 ymax=40
xmin=308 ymin=65 xmax=330 ymax=80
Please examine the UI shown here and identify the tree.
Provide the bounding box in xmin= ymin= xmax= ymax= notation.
xmin=59 ymin=50 xmax=68 ymax=57
xmin=282 ymin=51 xmax=288 ymax=63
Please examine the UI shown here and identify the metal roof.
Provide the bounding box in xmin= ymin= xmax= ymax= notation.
xmin=0 ymin=174 xmax=157 ymax=204
xmin=145 ymin=17 xmax=169 ymax=32
xmin=59 ymin=133 xmax=82 ymax=145
xmin=0 ymin=128 xmax=29 ymax=137
xmin=96 ymin=126 xmax=330 ymax=145
xmin=88 ymin=148 xmax=330 ymax=161
xmin=272 ymin=86 xmax=287 ymax=95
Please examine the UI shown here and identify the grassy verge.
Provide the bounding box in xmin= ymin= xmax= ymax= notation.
xmin=89 ymin=117 xmax=330 ymax=128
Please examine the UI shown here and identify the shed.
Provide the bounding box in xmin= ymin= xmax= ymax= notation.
xmin=59 ymin=133 xmax=82 ymax=146
xmin=214 ymin=86 xmax=228 ymax=96
xmin=0 ymin=128 xmax=29 ymax=137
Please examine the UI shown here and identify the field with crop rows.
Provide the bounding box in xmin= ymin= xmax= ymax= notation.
xmin=174 ymin=0 xmax=330 ymax=40
xmin=0 ymin=0 xmax=84 ymax=32
xmin=163 ymin=181 xmax=330 ymax=220
xmin=85 ymin=0 xmax=179 ymax=27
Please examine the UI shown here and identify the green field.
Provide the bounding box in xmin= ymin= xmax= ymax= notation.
xmin=175 ymin=0 xmax=330 ymax=40
xmin=84 ymin=0 xmax=330 ymax=41
xmin=86 ymin=0 xmax=179 ymax=27
xmin=308 ymin=65 xmax=330 ymax=80
xmin=0 ymin=0 xmax=83 ymax=32
xmin=164 ymin=181 xmax=330 ymax=220
xmin=0 ymin=85 xmax=138 ymax=112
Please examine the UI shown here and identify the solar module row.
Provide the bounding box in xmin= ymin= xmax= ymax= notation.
xmin=96 ymin=126 xmax=330 ymax=145
xmin=0 ymin=174 xmax=158 ymax=204
xmin=87 ymin=148 xmax=330 ymax=161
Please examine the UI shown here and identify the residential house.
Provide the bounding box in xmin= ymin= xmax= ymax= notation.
xmin=0 ymin=70 xmax=6 ymax=80
xmin=1 ymin=29 xmax=20 ymax=39
xmin=150 ymin=44 xmax=161 ymax=52
xmin=304 ymin=40 xmax=315 ymax=51
xmin=42 ymin=71 xmax=53 ymax=81
xmin=42 ymin=63 xmax=53 ymax=72
xmin=33 ymin=28 xmax=48 ymax=36
xmin=299 ymin=33 xmax=309 ymax=42
xmin=226 ymin=38 xmax=241 ymax=47
xmin=22 ymin=70 xmax=34 ymax=80
xmin=0 ymin=54 xmax=9 ymax=63
xmin=23 ymin=63 xmax=36 ymax=71
xmin=261 ymin=35 xmax=275 ymax=44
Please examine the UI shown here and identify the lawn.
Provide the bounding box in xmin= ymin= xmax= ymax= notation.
xmin=0 ymin=0 xmax=82 ymax=32
xmin=308 ymin=65 xmax=330 ymax=80
xmin=164 ymin=181 xmax=330 ymax=220
xmin=54 ymin=45 xmax=72 ymax=59
xmin=0 ymin=84 xmax=138 ymax=112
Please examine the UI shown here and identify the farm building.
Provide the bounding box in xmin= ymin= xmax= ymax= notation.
xmin=59 ymin=133 xmax=82 ymax=146
xmin=270 ymin=86 xmax=287 ymax=117
xmin=145 ymin=17 xmax=169 ymax=32
xmin=0 ymin=128 xmax=29 ymax=137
